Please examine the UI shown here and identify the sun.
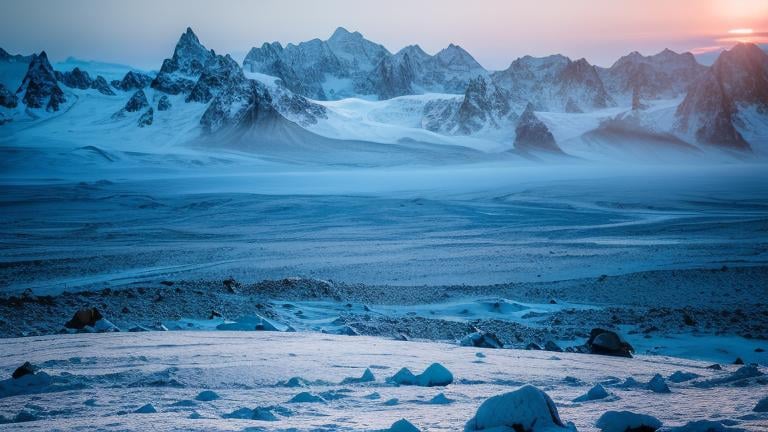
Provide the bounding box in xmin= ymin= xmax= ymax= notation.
xmin=728 ymin=28 xmax=754 ymax=34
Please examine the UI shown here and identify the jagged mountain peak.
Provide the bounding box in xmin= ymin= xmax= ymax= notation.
xmin=16 ymin=50 xmax=66 ymax=111
xmin=329 ymin=26 xmax=362 ymax=41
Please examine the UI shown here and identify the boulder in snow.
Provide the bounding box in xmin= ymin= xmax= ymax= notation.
xmin=460 ymin=331 xmax=503 ymax=349
xmin=596 ymin=411 xmax=662 ymax=432
xmin=64 ymin=307 xmax=118 ymax=332
xmin=465 ymin=385 xmax=575 ymax=432
xmin=12 ymin=362 xmax=37 ymax=380
xmin=586 ymin=328 xmax=634 ymax=358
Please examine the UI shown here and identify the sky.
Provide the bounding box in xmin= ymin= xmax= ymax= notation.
xmin=1 ymin=0 xmax=767 ymax=70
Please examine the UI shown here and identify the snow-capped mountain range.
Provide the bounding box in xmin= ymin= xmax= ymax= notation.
xmin=1 ymin=27 xmax=767 ymax=162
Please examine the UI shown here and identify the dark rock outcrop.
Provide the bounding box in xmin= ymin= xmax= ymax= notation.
xmin=513 ymin=103 xmax=563 ymax=154
xmin=186 ymin=54 xmax=244 ymax=103
xmin=138 ymin=108 xmax=153 ymax=127
xmin=111 ymin=71 xmax=153 ymax=91
xmin=0 ymin=83 xmax=18 ymax=108
xmin=55 ymin=67 xmax=92 ymax=89
xmin=124 ymin=89 xmax=149 ymax=112
xmin=16 ymin=51 xmax=66 ymax=111
xmin=91 ymin=76 xmax=115 ymax=95
xmin=157 ymin=95 xmax=171 ymax=111
xmin=585 ymin=328 xmax=634 ymax=358
xmin=12 ymin=362 xmax=37 ymax=379
xmin=64 ymin=307 xmax=104 ymax=329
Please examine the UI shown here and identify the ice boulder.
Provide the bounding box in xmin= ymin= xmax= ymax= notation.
xmin=134 ymin=403 xmax=157 ymax=414
xmin=464 ymin=385 xmax=576 ymax=432
xmin=288 ymin=391 xmax=325 ymax=403
xmin=647 ymin=374 xmax=671 ymax=393
xmin=596 ymin=411 xmax=662 ymax=432
xmin=390 ymin=367 xmax=417 ymax=385
xmin=460 ymin=331 xmax=504 ymax=349
xmin=429 ymin=392 xmax=454 ymax=404
xmin=195 ymin=390 xmax=220 ymax=401
xmin=387 ymin=418 xmax=421 ymax=432
xmin=754 ymin=395 xmax=768 ymax=412
xmin=390 ymin=363 xmax=453 ymax=387
xmin=341 ymin=368 xmax=375 ymax=384
xmin=573 ymin=383 xmax=610 ymax=402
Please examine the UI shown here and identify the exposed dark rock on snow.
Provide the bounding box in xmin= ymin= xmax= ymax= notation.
xmin=111 ymin=71 xmax=153 ymax=91
xmin=90 ymin=75 xmax=115 ymax=95
xmin=513 ymin=103 xmax=563 ymax=154
xmin=455 ymin=76 xmax=512 ymax=134
xmin=0 ymin=83 xmax=18 ymax=108
xmin=271 ymin=87 xmax=328 ymax=126
xmin=11 ymin=362 xmax=37 ymax=380
xmin=63 ymin=307 xmax=117 ymax=332
xmin=151 ymin=27 xmax=215 ymax=95
xmin=137 ymin=108 xmax=153 ymax=127
xmin=16 ymin=51 xmax=66 ymax=111
xmin=187 ymin=54 xmax=244 ymax=103
xmin=598 ymin=49 xmax=706 ymax=101
xmin=124 ymin=90 xmax=149 ymax=112
xmin=676 ymin=42 xmax=768 ymax=151
xmin=64 ymin=307 xmax=103 ymax=329
xmin=56 ymin=67 xmax=115 ymax=95
xmin=465 ymin=385 xmax=574 ymax=431
xmin=55 ymin=67 xmax=92 ymax=89
xmin=585 ymin=328 xmax=634 ymax=358
xmin=157 ymin=95 xmax=171 ymax=111
xmin=199 ymin=79 xmax=279 ymax=134
xmin=460 ymin=330 xmax=504 ymax=349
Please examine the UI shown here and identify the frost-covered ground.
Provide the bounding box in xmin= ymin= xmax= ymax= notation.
xmin=1 ymin=331 xmax=767 ymax=431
